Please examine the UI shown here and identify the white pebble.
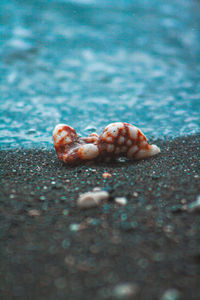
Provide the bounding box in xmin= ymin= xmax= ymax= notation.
xmin=115 ymin=197 xmax=127 ymax=205
xmin=28 ymin=209 xmax=41 ymax=217
xmin=113 ymin=283 xmax=139 ymax=298
xmin=160 ymin=288 xmax=180 ymax=300
xmin=69 ymin=223 xmax=80 ymax=231
xmin=77 ymin=191 xmax=109 ymax=208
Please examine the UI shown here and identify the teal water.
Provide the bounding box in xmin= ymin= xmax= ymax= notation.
xmin=0 ymin=0 xmax=200 ymax=148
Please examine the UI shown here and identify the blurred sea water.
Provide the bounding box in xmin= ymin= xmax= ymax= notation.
xmin=0 ymin=0 xmax=200 ymax=148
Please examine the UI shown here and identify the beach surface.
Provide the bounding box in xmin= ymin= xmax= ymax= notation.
xmin=0 ymin=135 xmax=200 ymax=300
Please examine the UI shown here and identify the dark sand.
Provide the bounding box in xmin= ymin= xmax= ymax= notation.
xmin=0 ymin=135 xmax=200 ymax=300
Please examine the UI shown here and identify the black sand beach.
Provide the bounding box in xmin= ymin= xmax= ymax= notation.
xmin=0 ymin=135 xmax=200 ymax=300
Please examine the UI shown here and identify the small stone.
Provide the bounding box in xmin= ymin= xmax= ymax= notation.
xmin=133 ymin=192 xmax=138 ymax=197
xmin=188 ymin=195 xmax=200 ymax=212
xmin=180 ymin=198 xmax=187 ymax=204
xmin=115 ymin=197 xmax=127 ymax=205
xmin=77 ymin=190 xmax=109 ymax=209
xmin=113 ymin=283 xmax=139 ymax=298
xmin=62 ymin=209 xmax=69 ymax=216
xmin=160 ymin=288 xmax=180 ymax=300
xmin=69 ymin=223 xmax=80 ymax=232
xmin=163 ymin=225 xmax=173 ymax=233
xmin=102 ymin=172 xmax=112 ymax=178
xmin=146 ymin=204 xmax=153 ymax=211
xmin=117 ymin=157 xmax=127 ymax=162
xmin=28 ymin=209 xmax=40 ymax=217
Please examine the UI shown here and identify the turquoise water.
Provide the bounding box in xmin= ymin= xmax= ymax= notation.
xmin=0 ymin=0 xmax=200 ymax=148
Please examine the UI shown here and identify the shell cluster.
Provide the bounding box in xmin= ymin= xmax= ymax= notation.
xmin=53 ymin=122 xmax=160 ymax=164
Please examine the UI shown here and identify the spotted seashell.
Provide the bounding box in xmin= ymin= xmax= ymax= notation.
xmin=53 ymin=122 xmax=160 ymax=164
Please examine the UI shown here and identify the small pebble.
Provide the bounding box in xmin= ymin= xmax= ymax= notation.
xmin=28 ymin=209 xmax=40 ymax=217
xmin=69 ymin=223 xmax=80 ymax=232
xmin=62 ymin=209 xmax=69 ymax=216
xmin=160 ymin=288 xmax=180 ymax=300
xmin=77 ymin=190 xmax=109 ymax=208
xmin=113 ymin=283 xmax=139 ymax=298
xmin=180 ymin=198 xmax=187 ymax=204
xmin=146 ymin=204 xmax=152 ymax=210
xmin=115 ymin=197 xmax=127 ymax=205
xmin=133 ymin=192 xmax=138 ymax=197
xmin=102 ymin=172 xmax=112 ymax=178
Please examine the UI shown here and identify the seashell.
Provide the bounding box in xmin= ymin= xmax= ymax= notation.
xmin=53 ymin=122 xmax=160 ymax=164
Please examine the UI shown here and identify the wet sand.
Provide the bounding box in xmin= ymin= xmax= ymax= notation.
xmin=0 ymin=135 xmax=200 ymax=300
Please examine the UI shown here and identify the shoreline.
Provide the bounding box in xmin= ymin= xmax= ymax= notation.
xmin=0 ymin=134 xmax=200 ymax=299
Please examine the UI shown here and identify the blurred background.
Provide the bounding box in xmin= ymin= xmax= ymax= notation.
xmin=0 ymin=0 xmax=200 ymax=148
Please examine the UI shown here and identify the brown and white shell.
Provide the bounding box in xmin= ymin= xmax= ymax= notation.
xmin=53 ymin=122 xmax=160 ymax=164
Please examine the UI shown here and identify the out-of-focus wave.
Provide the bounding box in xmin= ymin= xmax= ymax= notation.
xmin=0 ymin=0 xmax=199 ymax=148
